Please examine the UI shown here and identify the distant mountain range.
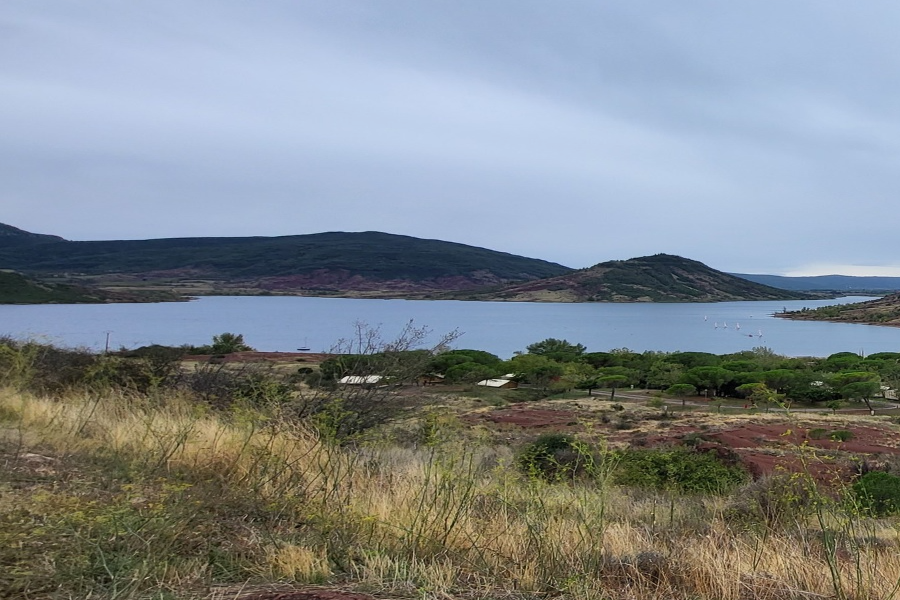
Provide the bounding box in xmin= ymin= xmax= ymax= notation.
xmin=454 ymin=254 xmax=814 ymax=302
xmin=732 ymin=273 xmax=900 ymax=293
xmin=0 ymin=222 xmax=884 ymax=304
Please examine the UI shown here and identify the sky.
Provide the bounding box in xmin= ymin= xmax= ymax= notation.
xmin=2 ymin=1 xmax=900 ymax=276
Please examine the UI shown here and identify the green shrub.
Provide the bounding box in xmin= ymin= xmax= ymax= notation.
xmin=517 ymin=433 xmax=591 ymax=481
xmin=181 ymin=362 xmax=294 ymax=409
xmin=725 ymin=473 xmax=819 ymax=527
xmin=852 ymin=471 xmax=900 ymax=516
xmin=830 ymin=430 xmax=853 ymax=442
xmin=808 ymin=428 xmax=828 ymax=440
xmin=613 ymin=448 xmax=748 ymax=494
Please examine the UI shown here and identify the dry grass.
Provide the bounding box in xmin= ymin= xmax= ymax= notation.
xmin=2 ymin=387 xmax=900 ymax=600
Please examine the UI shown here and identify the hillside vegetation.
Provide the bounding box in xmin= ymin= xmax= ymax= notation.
xmin=0 ymin=222 xmax=64 ymax=246
xmin=779 ymin=292 xmax=900 ymax=327
xmin=0 ymin=270 xmax=183 ymax=304
xmin=0 ymin=225 xmax=572 ymax=296
xmin=0 ymin=223 xmax=835 ymax=303
xmin=459 ymin=253 xmax=816 ymax=302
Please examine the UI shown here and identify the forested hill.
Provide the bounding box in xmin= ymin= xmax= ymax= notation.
xmin=459 ymin=253 xmax=817 ymax=302
xmin=0 ymin=223 xmax=65 ymax=246
xmin=0 ymin=225 xmax=573 ymax=295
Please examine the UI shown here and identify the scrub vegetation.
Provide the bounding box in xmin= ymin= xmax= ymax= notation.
xmin=3 ymin=331 xmax=900 ymax=599
xmin=0 ymin=271 xmax=182 ymax=304
xmin=780 ymin=292 xmax=900 ymax=327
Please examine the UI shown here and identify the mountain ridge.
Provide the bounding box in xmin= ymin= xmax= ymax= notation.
xmin=733 ymin=273 xmax=900 ymax=293
xmin=0 ymin=223 xmax=65 ymax=246
xmin=0 ymin=224 xmax=573 ymax=298
xmin=453 ymin=253 xmax=816 ymax=302
xmin=0 ymin=223 xmax=823 ymax=303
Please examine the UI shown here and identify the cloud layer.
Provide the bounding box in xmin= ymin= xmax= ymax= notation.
xmin=3 ymin=1 xmax=899 ymax=274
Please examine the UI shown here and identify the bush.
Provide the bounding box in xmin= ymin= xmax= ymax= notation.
xmin=830 ymin=430 xmax=853 ymax=442
xmin=852 ymin=471 xmax=900 ymax=516
xmin=0 ymin=340 xmax=98 ymax=393
xmin=808 ymin=428 xmax=828 ymax=440
xmin=613 ymin=448 xmax=748 ymax=494
xmin=181 ymin=362 xmax=294 ymax=409
xmin=725 ymin=473 xmax=819 ymax=527
xmin=517 ymin=433 xmax=591 ymax=481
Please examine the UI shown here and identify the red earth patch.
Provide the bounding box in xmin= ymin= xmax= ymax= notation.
xmin=466 ymin=405 xmax=900 ymax=482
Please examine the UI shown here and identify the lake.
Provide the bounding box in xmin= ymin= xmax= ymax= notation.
xmin=1 ymin=296 xmax=898 ymax=359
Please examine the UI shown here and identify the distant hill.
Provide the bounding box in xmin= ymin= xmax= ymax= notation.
xmin=733 ymin=273 xmax=900 ymax=293
xmin=0 ymin=223 xmax=65 ymax=247
xmin=458 ymin=254 xmax=817 ymax=302
xmin=0 ymin=225 xmax=573 ymax=296
xmin=777 ymin=293 xmax=900 ymax=327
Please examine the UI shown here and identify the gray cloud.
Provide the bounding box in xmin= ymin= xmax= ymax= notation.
xmin=2 ymin=0 xmax=900 ymax=274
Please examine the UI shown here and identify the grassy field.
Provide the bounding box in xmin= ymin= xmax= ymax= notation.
xmin=3 ymin=381 xmax=900 ymax=600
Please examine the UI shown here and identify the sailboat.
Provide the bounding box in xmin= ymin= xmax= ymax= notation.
xmin=297 ymin=338 xmax=311 ymax=352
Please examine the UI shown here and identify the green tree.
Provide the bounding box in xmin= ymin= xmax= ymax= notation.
xmin=840 ymin=380 xmax=882 ymax=411
xmin=682 ymin=366 xmax=734 ymax=398
xmin=525 ymin=338 xmax=586 ymax=363
xmin=667 ymin=351 xmax=720 ymax=369
xmin=429 ymin=349 xmax=501 ymax=373
xmin=761 ymin=369 xmax=796 ymax=393
xmin=582 ymin=351 xmax=621 ymax=368
xmin=428 ymin=348 xmax=504 ymax=383
xmin=561 ymin=362 xmax=598 ymax=394
xmin=598 ymin=374 xmax=629 ymax=402
xmin=647 ymin=361 xmax=683 ymax=389
xmin=444 ymin=362 xmax=502 ymax=384
xmin=824 ymin=352 xmax=863 ymax=371
xmin=831 ymin=371 xmax=882 ymax=411
xmin=665 ymin=383 xmax=697 ymax=406
xmin=509 ymin=354 xmax=565 ymax=391
xmin=209 ymin=332 xmax=253 ymax=354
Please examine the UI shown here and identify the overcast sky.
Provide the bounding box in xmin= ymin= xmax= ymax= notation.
xmin=3 ymin=1 xmax=900 ymax=276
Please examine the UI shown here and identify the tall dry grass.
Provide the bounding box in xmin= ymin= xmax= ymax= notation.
xmin=2 ymin=386 xmax=900 ymax=600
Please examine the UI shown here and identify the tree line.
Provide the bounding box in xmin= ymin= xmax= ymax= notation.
xmin=411 ymin=338 xmax=898 ymax=410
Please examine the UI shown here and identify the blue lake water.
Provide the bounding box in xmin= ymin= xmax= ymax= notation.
xmin=1 ymin=296 xmax=898 ymax=359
